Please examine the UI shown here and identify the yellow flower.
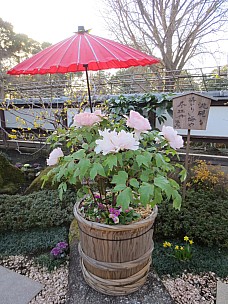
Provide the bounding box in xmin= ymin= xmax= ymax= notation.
xmin=175 ymin=245 xmax=179 ymax=250
xmin=184 ymin=236 xmax=189 ymax=242
xmin=27 ymin=127 xmax=31 ymax=131
xmin=12 ymin=129 xmax=17 ymax=133
xmin=163 ymin=241 xmax=172 ymax=248
xmin=180 ymin=246 xmax=184 ymax=250
xmin=189 ymin=240 xmax=194 ymax=245
xmin=8 ymin=134 xmax=17 ymax=139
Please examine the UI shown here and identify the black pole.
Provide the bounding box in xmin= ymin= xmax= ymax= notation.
xmin=83 ymin=64 xmax=93 ymax=113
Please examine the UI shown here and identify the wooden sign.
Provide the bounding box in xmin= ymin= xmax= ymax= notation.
xmin=173 ymin=93 xmax=211 ymax=130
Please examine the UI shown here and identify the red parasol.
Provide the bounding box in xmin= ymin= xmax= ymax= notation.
xmin=7 ymin=26 xmax=159 ymax=112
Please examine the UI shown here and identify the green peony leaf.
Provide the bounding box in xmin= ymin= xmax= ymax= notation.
xmin=113 ymin=184 xmax=127 ymax=191
xmin=116 ymin=187 xmax=132 ymax=210
xmin=129 ymin=178 xmax=139 ymax=188
xmin=155 ymin=153 xmax=166 ymax=167
xmin=116 ymin=154 xmax=123 ymax=166
xmin=139 ymin=169 xmax=151 ymax=182
xmin=153 ymin=187 xmax=163 ymax=205
xmin=139 ymin=183 xmax=154 ymax=205
xmin=154 ymin=176 xmax=169 ymax=190
xmin=172 ymin=190 xmax=182 ymax=210
xmin=58 ymin=182 xmax=67 ymax=200
xmin=90 ymin=163 xmax=106 ymax=179
xmin=103 ymin=154 xmax=117 ymax=170
xmin=78 ymin=159 xmax=91 ymax=180
xmin=111 ymin=171 xmax=128 ymax=185
xmin=169 ymin=178 xmax=180 ymax=189
xmin=82 ymin=143 xmax=89 ymax=149
xmin=136 ymin=154 xmax=150 ymax=167
xmin=71 ymin=149 xmax=86 ymax=160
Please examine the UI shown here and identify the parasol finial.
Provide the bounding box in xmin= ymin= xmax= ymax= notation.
xmin=78 ymin=26 xmax=85 ymax=32
xmin=77 ymin=26 xmax=92 ymax=34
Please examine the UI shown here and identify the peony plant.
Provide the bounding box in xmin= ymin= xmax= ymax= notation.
xmin=43 ymin=110 xmax=186 ymax=224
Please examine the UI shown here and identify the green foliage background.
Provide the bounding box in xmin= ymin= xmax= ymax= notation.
xmin=0 ymin=190 xmax=75 ymax=232
xmin=155 ymin=189 xmax=228 ymax=248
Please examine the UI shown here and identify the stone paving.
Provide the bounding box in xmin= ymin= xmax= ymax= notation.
xmin=0 ymin=265 xmax=43 ymax=304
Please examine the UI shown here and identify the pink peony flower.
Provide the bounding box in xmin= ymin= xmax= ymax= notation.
xmin=126 ymin=111 xmax=151 ymax=137
xmin=95 ymin=129 xmax=139 ymax=155
xmin=73 ymin=110 xmax=103 ymax=127
xmin=47 ymin=147 xmax=64 ymax=166
xmin=161 ymin=126 xmax=184 ymax=150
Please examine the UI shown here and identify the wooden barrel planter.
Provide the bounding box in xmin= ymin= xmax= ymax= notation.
xmin=74 ymin=201 xmax=158 ymax=296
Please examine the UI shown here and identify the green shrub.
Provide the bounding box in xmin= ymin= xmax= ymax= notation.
xmin=0 ymin=226 xmax=68 ymax=256
xmin=154 ymin=189 xmax=228 ymax=248
xmin=0 ymin=190 xmax=76 ymax=232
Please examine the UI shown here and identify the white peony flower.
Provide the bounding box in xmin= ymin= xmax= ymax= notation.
xmin=47 ymin=147 xmax=64 ymax=166
xmin=95 ymin=129 xmax=139 ymax=155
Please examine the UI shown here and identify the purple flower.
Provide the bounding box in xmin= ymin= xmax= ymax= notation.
xmin=95 ymin=194 xmax=101 ymax=199
xmin=109 ymin=207 xmax=121 ymax=217
xmin=109 ymin=208 xmax=115 ymax=214
xmin=109 ymin=213 xmax=119 ymax=224
xmin=51 ymin=247 xmax=61 ymax=257
xmin=56 ymin=242 xmax=68 ymax=250
xmin=98 ymin=203 xmax=105 ymax=210
xmin=114 ymin=209 xmax=121 ymax=216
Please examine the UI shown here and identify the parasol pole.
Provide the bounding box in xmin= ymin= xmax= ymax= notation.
xmin=83 ymin=64 xmax=93 ymax=113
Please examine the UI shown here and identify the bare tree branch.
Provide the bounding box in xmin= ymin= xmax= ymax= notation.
xmin=101 ymin=0 xmax=228 ymax=71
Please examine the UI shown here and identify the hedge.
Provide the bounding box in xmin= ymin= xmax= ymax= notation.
xmin=154 ymin=189 xmax=228 ymax=248
xmin=0 ymin=190 xmax=75 ymax=232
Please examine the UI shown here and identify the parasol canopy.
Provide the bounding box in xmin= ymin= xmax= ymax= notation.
xmin=7 ymin=26 xmax=159 ymax=111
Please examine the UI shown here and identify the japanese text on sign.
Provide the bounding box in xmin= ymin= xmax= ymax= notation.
xmin=173 ymin=94 xmax=211 ymax=130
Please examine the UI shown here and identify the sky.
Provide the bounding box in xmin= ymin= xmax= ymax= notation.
xmin=1 ymin=0 xmax=228 ymax=69
xmin=1 ymin=0 xmax=108 ymax=43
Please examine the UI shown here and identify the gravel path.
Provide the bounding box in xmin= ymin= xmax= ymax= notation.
xmin=163 ymin=273 xmax=218 ymax=303
xmin=0 ymin=255 xmax=227 ymax=304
